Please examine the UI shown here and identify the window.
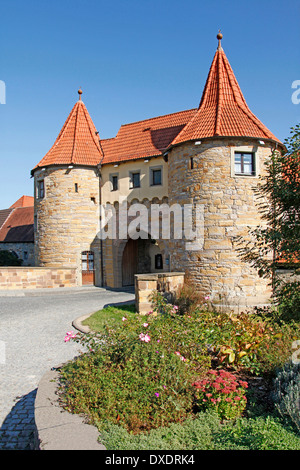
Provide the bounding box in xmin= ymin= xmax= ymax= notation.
xmin=190 ymin=157 xmax=194 ymax=170
xmin=130 ymin=171 xmax=140 ymax=188
xmin=111 ymin=175 xmax=118 ymax=191
xmin=75 ymin=183 xmax=78 ymax=193
xmin=155 ymin=253 xmax=163 ymax=269
xmin=81 ymin=251 xmax=94 ymax=271
xmin=150 ymin=168 xmax=162 ymax=186
xmin=37 ymin=179 xmax=44 ymax=199
xmin=234 ymin=152 xmax=255 ymax=175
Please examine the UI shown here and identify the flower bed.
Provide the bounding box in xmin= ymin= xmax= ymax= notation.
xmin=59 ymin=291 xmax=300 ymax=449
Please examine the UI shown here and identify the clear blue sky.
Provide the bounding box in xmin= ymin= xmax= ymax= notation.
xmin=0 ymin=0 xmax=299 ymax=209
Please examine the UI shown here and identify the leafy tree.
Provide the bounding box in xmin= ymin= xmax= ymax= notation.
xmin=0 ymin=250 xmax=22 ymax=266
xmin=236 ymin=124 xmax=300 ymax=314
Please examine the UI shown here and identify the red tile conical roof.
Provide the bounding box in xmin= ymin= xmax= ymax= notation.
xmin=32 ymin=91 xmax=103 ymax=173
xmin=10 ymin=195 xmax=34 ymax=208
xmin=171 ymin=37 xmax=281 ymax=147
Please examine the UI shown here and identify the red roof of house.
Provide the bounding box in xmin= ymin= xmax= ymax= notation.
xmin=0 ymin=206 xmax=34 ymax=243
xmin=10 ymin=195 xmax=34 ymax=208
xmin=171 ymin=40 xmax=281 ymax=146
xmin=32 ymin=91 xmax=104 ymax=172
xmin=0 ymin=209 xmax=14 ymax=229
xmin=101 ymin=109 xmax=197 ymax=165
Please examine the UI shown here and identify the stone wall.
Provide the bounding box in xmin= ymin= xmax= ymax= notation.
xmin=34 ymin=166 xmax=101 ymax=286
xmin=0 ymin=267 xmax=77 ymax=290
xmin=135 ymin=272 xmax=185 ymax=314
xmin=167 ymin=138 xmax=276 ymax=311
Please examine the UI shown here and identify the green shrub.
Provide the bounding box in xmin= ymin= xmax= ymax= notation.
xmin=99 ymin=411 xmax=300 ymax=450
xmin=275 ymin=281 xmax=300 ymax=323
xmin=60 ymin=311 xmax=211 ymax=434
xmin=99 ymin=411 xmax=221 ymax=450
xmin=215 ymin=415 xmax=300 ymax=450
xmin=272 ymin=360 xmax=300 ymax=432
xmin=0 ymin=250 xmax=22 ymax=266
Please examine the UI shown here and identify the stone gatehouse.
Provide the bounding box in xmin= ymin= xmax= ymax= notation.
xmin=30 ymin=33 xmax=285 ymax=310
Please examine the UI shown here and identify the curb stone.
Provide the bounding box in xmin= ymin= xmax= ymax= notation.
xmin=35 ymin=299 xmax=136 ymax=450
xmin=34 ymin=368 xmax=106 ymax=450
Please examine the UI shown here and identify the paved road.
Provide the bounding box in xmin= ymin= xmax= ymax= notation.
xmin=0 ymin=286 xmax=135 ymax=449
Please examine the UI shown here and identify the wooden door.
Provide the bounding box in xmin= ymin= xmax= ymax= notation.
xmin=122 ymin=239 xmax=138 ymax=286
xmin=82 ymin=251 xmax=95 ymax=285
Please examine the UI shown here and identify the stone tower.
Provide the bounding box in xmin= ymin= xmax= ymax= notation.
xmin=31 ymin=90 xmax=103 ymax=286
xmin=166 ymin=33 xmax=284 ymax=311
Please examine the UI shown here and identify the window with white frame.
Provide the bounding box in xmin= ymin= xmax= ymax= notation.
xmin=234 ymin=152 xmax=255 ymax=176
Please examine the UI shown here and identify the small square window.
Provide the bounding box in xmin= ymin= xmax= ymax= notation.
xmin=150 ymin=168 xmax=162 ymax=186
xmin=130 ymin=172 xmax=140 ymax=188
xmin=37 ymin=180 xmax=45 ymax=199
xmin=234 ymin=152 xmax=255 ymax=175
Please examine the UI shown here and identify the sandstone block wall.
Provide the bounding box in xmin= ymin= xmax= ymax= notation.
xmin=0 ymin=267 xmax=77 ymax=290
xmin=167 ymin=138 xmax=275 ymax=311
xmin=135 ymin=272 xmax=184 ymax=314
xmin=34 ymin=166 xmax=101 ymax=286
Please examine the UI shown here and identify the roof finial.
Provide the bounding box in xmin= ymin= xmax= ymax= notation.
xmin=78 ymin=88 xmax=83 ymax=100
xmin=217 ymin=30 xmax=223 ymax=50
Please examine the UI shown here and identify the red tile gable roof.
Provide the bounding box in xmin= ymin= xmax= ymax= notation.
xmin=32 ymin=96 xmax=103 ymax=173
xmin=171 ymin=44 xmax=281 ymax=147
xmin=0 ymin=206 xmax=34 ymax=243
xmin=101 ymin=109 xmax=197 ymax=165
xmin=0 ymin=209 xmax=14 ymax=230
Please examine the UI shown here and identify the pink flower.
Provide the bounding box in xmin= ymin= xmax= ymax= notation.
xmin=140 ymin=332 xmax=150 ymax=342
xmin=143 ymin=322 xmax=149 ymax=327
xmin=64 ymin=331 xmax=76 ymax=342
xmin=175 ymin=351 xmax=181 ymax=356
xmin=204 ymin=295 xmax=210 ymax=300
xmin=155 ymin=392 xmax=159 ymax=397
xmin=180 ymin=356 xmax=186 ymax=361
xmin=122 ymin=317 xmax=127 ymax=321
